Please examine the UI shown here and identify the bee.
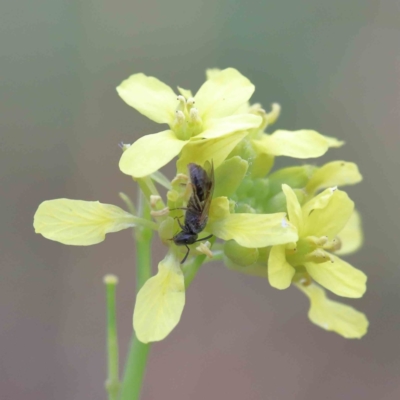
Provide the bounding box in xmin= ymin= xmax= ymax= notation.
xmin=172 ymin=161 xmax=214 ymax=264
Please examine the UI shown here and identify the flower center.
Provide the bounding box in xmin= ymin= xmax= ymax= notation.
xmin=171 ymin=95 xmax=203 ymax=140
xmin=287 ymin=235 xmax=342 ymax=266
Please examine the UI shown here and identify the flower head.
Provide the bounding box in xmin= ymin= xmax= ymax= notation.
xmin=117 ymin=68 xmax=262 ymax=177
xmin=33 ymin=67 xmax=368 ymax=344
xmin=265 ymin=184 xmax=367 ymax=338
xmin=268 ymin=185 xmax=366 ymax=297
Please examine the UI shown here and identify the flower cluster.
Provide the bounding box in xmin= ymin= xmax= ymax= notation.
xmin=34 ymin=68 xmax=368 ymax=343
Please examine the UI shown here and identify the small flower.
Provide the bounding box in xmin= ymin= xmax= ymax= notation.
xmin=268 ymin=184 xmax=367 ymax=298
xmin=117 ymin=68 xmax=262 ymax=177
xmin=265 ymin=184 xmax=368 ymax=338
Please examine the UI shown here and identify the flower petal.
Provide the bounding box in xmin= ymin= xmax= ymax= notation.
xmin=336 ymin=210 xmax=363 ymax=255
xmin=306 ymin=161 xmax=362 ymax=194
xmin=177 ymin=86 xmax=193 ymax=99
xmin=282 ymin=184 xmax=303 ymax=232
xmin=302 ymin=187 xmax=336 ymax=216
xmin=200 ymin=114 xmax=262 ymax=139
xmin=177 ymin=130 xmax=248 ymax=173
xmin=208 ymin=197 xmax=231 ymax=221
xmin=120 ymin=130 xmax=188 ymax=177
xmin=303 ymin=189 xmax=354 ymax=239
xmin=195 ymin=68 xmax=255 ymax=119
xmin=324 ymin=136 xmax=345 ymax=148
xmin=34 ymin=199 xmax=135 ymax=245
xmin=117 ymin=73 xmax=177 ymax=124
xmin=133 ymin=253 xmax=185 ymax=343
xmin=296 ymin=283 xmax=368 ymax=338
xmin=268 ymin=245 xmax=295 ymax=289
xmin=209 ymin=212 xmax=298 ymax=248
xmin=252 ymin=130 xmax=332 ymax=159
xmin=304 ymin=254 xmax=367 ymax=298
xmin=214 ymin=156 xmax=248 ymax=198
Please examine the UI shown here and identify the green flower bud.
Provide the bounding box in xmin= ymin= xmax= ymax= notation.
xmin=235 ymin=202 xmax=256 ymax=213
xmin=267 ymin=165 xmax=317 ymax=198
xmin=264 ymin=188 xmax=306 ymax=213
xmin=224 ymin=240 xmax=259 ymax=266
xmin=214 ymin=156 xmax=248 ymax=198
xmin=158 ymin=217 xmax=175 ymax=244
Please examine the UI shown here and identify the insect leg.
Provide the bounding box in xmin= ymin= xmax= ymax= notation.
xmin=173 ymin=216 xmax=185 ymax=229
xmin=180 ymin=245 xmax=190 ymax=264
xmin=195 ymin=234 xmax=213 ymax=243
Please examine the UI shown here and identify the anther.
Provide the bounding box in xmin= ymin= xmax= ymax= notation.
xmin=306 ymin=249 xmax=333 ymax=263
xmin=150 ymin=207 xmax=170 ymax=217
xmin=306 ymin=235 xmax=328 ymax=247
xmin=189 ymin=107 xmax=202 ymax=124
xmin=196 ymin=241 xmax=213 ymax=258
xmin=173 ymin=110 xmax=186 ymax=129
xmin=186 ymin=97 xmax=196 ymax=108
xmin=150 ymin=195 xmax=162 ymax=209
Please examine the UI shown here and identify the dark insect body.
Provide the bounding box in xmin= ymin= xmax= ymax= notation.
xmin=172 ymin=161 xmax=214 ymax=264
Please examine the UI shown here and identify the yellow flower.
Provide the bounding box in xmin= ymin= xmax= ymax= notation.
xmin=117 ymin=68 xmax=262 ymax=177
xmin=266 ymin=184 xmax=367 ymax=338
xmin=34 ymin=198 xmax=156 ymax=245
xmin=268 ymin=185 xmax=366 ymax=297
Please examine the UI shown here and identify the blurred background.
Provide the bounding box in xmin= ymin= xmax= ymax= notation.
xmin=1 ymin=0 xmax=400 ymax=399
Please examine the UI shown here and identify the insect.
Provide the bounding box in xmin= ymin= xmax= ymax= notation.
xmin=172 ymin=161 xmax=214 ymax=264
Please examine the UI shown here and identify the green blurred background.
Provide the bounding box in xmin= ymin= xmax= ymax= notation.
xmin=2 ymin=1 xmax=400 ymax=399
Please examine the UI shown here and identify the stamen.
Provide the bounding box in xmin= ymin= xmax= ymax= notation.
xmin=171 ymin=173 xmax=189 ymax=186
xmin=174 ymin=110 xmax=186 ymax=124
xmin=265 ymin=103 xmax=281 ymax=126
xmin=306 ymin=235 xmax=328 ymax=247
xmin=196 ymin=241 xmax=213 ymax=258
xmin=189 ymin=107 xmax=202 ymax=124
xmin=186 ymin=97 xmax=196 ymax=109
xmin=323 ymin=237 xmax=342 ymax=252
xmin=150 ymin=195 xmax=162 ymax=209
xmin=306 ymin=249 xmax=333 ymax=263
xmin=176 ymin=95 xmax=186 ymax=111
xmin=150 ymin=207 xmax=170 ymax=217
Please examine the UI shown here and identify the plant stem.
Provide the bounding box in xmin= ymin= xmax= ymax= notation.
xmin=119 ymin=192 xmax=153 ymax=400
xmin=104 ymin=275 xmax=120 ymax=400
xmin=184 ymin=237 xmax=216 ymax=288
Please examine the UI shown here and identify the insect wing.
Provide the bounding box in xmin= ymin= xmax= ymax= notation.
xmin=188 ymin=163 xmax=208 ymax=201
xmin=184 ymin=161 xmax=214 ymax=233
xmin=198 ymin=160 xmax=214 ymax=227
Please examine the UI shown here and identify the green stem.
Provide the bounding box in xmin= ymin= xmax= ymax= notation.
xmin=104 ymin=275 xmax=120 ymax=400
xmin=184 ymin=237 xmax=216 ymax=288
xmin=119 ymin=192 xmax=153 ymax=400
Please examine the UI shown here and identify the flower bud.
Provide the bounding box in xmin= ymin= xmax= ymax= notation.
xmin=158 ymin=217 xmax=175 ymax=244
xmin=224 ymin=240 xmax=259 ymax=266
xmin=268 ymin=165 xmax=317 ymax=198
